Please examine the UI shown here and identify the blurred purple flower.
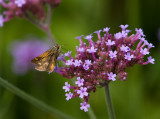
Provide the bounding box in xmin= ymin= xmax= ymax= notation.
xmin=9 ymin=39 xmax=49 ymax=75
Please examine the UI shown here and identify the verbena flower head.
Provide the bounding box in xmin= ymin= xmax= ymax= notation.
xmin=10 ymin=39 xmax=49 ymax=75
xmin=0 ymin=0 xmax=61 ymax=25
xmin=57 ymin=25 xmax=155 ymax=112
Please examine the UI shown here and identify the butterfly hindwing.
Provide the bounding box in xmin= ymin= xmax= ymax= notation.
xmin=46 ymin=53 xmax=57 ymax=72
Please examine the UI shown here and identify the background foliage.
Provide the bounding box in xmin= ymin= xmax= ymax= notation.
xmin=0 ymin=0 xmax=160 ymax=119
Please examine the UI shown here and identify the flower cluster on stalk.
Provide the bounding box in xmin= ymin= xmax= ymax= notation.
xmin=0 ymin=0 xmax=61 ymax=27
xmin=56 ymin=25 xmax=155 ymax=112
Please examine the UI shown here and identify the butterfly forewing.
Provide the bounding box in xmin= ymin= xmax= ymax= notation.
xmin=31 ymin=48 xmax=54 ymax=63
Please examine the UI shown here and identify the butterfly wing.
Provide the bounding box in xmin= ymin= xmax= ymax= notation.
xmin=31 ymin=48 xmax=53 ymax=64
xmin=34 ymin=54 xmax=55 ymax=72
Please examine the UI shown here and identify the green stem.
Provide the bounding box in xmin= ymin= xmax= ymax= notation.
xmin=45 ymin=27 xmax=55 ymax=45
xmin=24 ymin=12 xmax=55 ymax=45
xmin=104 ymin=82 xmax=116 ymax=119
xmin=87 ymin=107 xmax=97 ymax=119
xmin=46 ymin=5 xmax=53 ymax=25
xmin=0 ymin=77 xmax=74 ymax=119
xmin=24 ymin=13 xmax=45 ymax=30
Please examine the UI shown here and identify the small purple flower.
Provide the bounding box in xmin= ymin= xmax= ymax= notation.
xmin=65 ymin=92 xmax=73 ymax=101
xmin=103 ymin=27 xmax=110 ymax=32
xmin=140 ymin=37 xmax=145 ymax=42
xmin=57 ymin=54 xmax=65 ymax=61
xmin=148 ymin=56 xmax=155 ymax=64
xmin=125 ymin=30 xmax=131 ymax=33
xmin=84 ymin=60 xmax=92 ymax=65
xmin=144 ymin=40 xmax=149 ymax=45
xmin=94 ymin=30 xmax=102 ymax=34
xmin=84 ymin=35 xmax=93 ymax=40
xmin=75 ymin=35 xmax=84 ymax=40
xmin=140 ymin=48 xmax=149 ymax=55
xmin=66 ymin=59 xmax=73 ymax=66
xmin=83 ymin=64 xmax=89 ymax=70
xmin=135 ymin=28 xmax=145 ymax=37
xmin=14 ymin=0 xmax=26 ymax=7
xmin=121 ymin=31 xmax=128 ymax=37
xmin=105 ymin=40 xmax=115 ymax=46
xmin=77 ymin=87 xmax=88 ymax=98
xmin=84 ymin=35 xmax=93 ymax=46
xmin=108 ymin=72 xmax=116 ymax=81
xmin=0 ymin=15 xmax=4 ymax=27
xmin=77 ymin=47 xmax=85 ymax=52
xmin=109 ymin=51 xmax=117 ymax=59
xmin=74 ymin=60 xmax=82 ymax=67
xmin=86 ymin=46 xmax=97 ymax=53
xmin=53 ymin=64 xmax=61 ymax=73
xmin=64 ymin=51 xmax=72 ymax=57
xmin=63 ymin=82 xmax=70 ymax=92
xmin=120 ymin=24 xmax=129 ymax=30
xmin=114 ymin=32 xmax=122 ymax=39
xmin=120 ymin=45 xmax=130 ymax=52
xmin=80 ymin=102 xmax=90 ymax=112
xmin=124 ymin=53 xmax=134 ymax=61
xmin=148 ymin=43 xmax=155 ymax=48
xmin=75 ymin=77 xmax=84 ymax=87
xmin=75 ymin=35 xmax=84 ymax=46
xmin=94 ymin=30 xmax=102 ymax=41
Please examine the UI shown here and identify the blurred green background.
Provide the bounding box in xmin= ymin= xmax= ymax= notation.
xmin=0 ymin=0 xmax=160 ymax=119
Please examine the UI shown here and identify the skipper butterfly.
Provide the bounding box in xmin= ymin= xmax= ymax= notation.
xmin=31 ymin=44 xmax=61 ymax=73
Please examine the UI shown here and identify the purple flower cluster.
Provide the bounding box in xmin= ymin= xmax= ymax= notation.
xmin=0 ymin=0 xmax=61 ymax=26
xmin=57 ymin=25 xmax=155 ymax=112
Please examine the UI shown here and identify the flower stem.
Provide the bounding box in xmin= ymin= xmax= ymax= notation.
xmin=24 ymin=13 xmax=44 ymax=30
xmin=46 ymin=5 xmax=53 ymax=25
xmin=45 ymin=27 xmax=55 ymax=45
xmin=87 ymin=107 xmax=97 ymax=119
xmin=104 ymin=82 xmax=116 ymax=119
xmin=0 ymin=77 xmax=74 ymax=119
xmin=24 ymin=12 xmax=56 ymax=45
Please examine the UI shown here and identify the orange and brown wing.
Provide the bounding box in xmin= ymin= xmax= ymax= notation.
xmin=31 ymin=49 xmax=52 ymax=64
xmin=33 ymin=53 xmax=56 ymax=73
xmin=34 ymin=55 xmax=51 ymax=72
